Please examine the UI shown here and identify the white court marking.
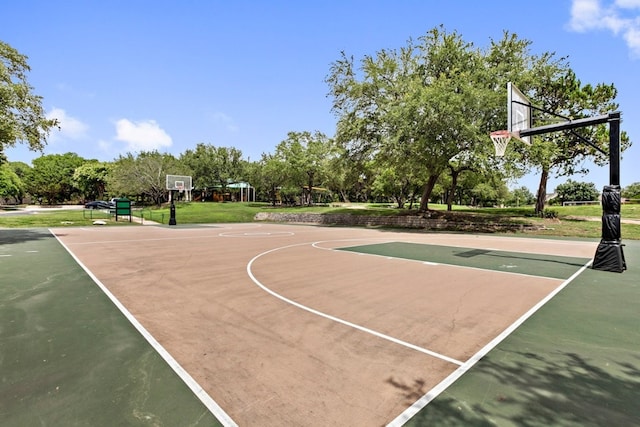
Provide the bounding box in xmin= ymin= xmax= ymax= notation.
xmin=52 ymin=229 xmax=238 ymax=427
xmin=386 ymin=259 xmax=593 ymax=426
xmin=246 ymin=241 xmax=464 ymax=366
xmin=311 ymin=238 xmax=564 ymax=281
xmin=248 ymin=235 xmax=594 ymax=425
xmin=219 ymin=231 xmax=295 ymax=238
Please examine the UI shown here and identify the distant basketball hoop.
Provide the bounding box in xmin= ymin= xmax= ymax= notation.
xmin=166 ymin=175 xmax=192 ymax=201
xmin=166 ymin=174 xmax=193 ymax=226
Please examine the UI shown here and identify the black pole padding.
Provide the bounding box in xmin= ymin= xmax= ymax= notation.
xmin=592 ymin=242 xmax=626 ymax=272
xmin=609 ymin=112 xmax=621 ymax=186
xmin=593 ymin=185 xmax=625 ymax=272
xmin=169 ymin=191 xmax=177 ymax=226
xmin=592 ymin=113 xmax=625 ymax=273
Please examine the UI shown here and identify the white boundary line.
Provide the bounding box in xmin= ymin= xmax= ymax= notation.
xmin=386 ymin=259 xmax=593 ymax=426
xmin=50 ymin=229 xmax=238 ymax=427
xmin=311 ymin=239 xmax=568 ymax=282
xmin=246 ymin=241 xmax=464 ymax=366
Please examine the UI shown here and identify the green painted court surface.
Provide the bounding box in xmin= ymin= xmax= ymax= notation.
xmin=338 ymin=241 xmax=592 ymax=279
xmin=405 ymin=242 xmax=640 ymax=426
xmin=0 ymin=229 xmax=220 ymax=426
xmin=2 ymin=228 xmax=639 ymax=426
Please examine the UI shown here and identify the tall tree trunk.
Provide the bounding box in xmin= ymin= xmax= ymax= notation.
xmin=447 ymin=170 xmax=460 ymax=211
xmin=419 ymin=174 xmax=440 ymax=213
xmin=535 ymin=169 xmax=549 ymax=215
xmin=307 ymin=171 xmax=314 ymax=206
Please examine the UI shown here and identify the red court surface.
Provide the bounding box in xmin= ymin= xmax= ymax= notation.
xmin=52 ymin=224 xmax=596 ymax=426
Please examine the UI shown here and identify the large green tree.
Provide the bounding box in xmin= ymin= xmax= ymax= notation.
xmin=108 ymin=151 xmax=184 ymax=205
xmin=0 ymin=161 xmax=29 ymax=203
xmin=1 ymin=41 xmax=58 ymax=163
xmin=519 ymin=66 xmax=630 ymax=213
xmin=327 ymin=27 xmax=498 ymax=212
xmin=508 ymin=186 xmax=536 ymax=207
xmin=323 ymin=145 xmax=362 ymax=203
xmin=73 ymin=161 xmax=111 ymax=201
xmin=254 ymin=152 xmax=289 ymax=205
xmin=273 ymin=131 xmax=336 ymax=205
xmin=554 ymin=180 xmax=600 ymax=204
xmin=622 ymin=182 xmax=640 ymax=199
xmin=0 ymin=163 xmax=22 ymax=203
xmin=27 ymin=153 xmax=85 ymax=204
xmin=180 ymin=143 xmax=244 ymax=197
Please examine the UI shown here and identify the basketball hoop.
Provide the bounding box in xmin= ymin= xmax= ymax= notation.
xmin=490 ymin=130 xmax=512 ymax=157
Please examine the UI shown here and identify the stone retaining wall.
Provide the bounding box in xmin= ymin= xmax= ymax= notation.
xmin=254 ymin=212 xmax=537 ymax=232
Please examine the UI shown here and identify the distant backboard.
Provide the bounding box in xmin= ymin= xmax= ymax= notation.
xmin=507 ymin=82 xmax=532 ymax=144
xmin=166 ymin=174 xmax=192 ymax=191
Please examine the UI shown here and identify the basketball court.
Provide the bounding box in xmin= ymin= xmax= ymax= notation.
xmin=40 ymin=223 xmax=598 ymax=425
xmin=1 ymin=81 xmax=634 ymax=425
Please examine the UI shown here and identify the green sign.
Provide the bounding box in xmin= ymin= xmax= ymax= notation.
xmin=114 ymin=198 xmax=131 ymax=221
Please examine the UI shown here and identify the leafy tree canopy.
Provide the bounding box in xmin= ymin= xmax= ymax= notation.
xmin=554 ymin=179 xmax=600 ymax=203
xmin=1 ymin=41 xmax=59 ymax=164
xmin=73 ymin=161 xmax=111 ymax=201
xmin=622 ymin=182 xmax=640 ymax=199
xmin=327 ymin=27 xmax=539 ymax=212
xmin=273 ymin=131 xmax=336 ymax=205
xmin=181 ymin=143 xmax=244 ymax=191
xmin=27 ymin=153 xmax=85 ymax=204
xmin=0 ymin=163 xmax=22 ymax=203
xmin=108 ymin=151 xmax=185 ymax=205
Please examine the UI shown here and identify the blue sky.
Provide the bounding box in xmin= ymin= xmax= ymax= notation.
xmin=2 ymin=0 xmax=639 ymax=193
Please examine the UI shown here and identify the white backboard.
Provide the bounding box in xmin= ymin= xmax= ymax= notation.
xmin=507 ymin=82 xmax=532 ymax=144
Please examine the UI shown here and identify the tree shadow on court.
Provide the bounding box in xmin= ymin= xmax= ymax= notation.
xmin=0 ymin=229 xmax=54 ymax=245
xmin=393 ymin=350 xmax=640 ymax=426
xmin=455 ymin=249 xmax=587 ymax=267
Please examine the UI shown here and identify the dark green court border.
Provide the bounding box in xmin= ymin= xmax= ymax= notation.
xmin=396 ymin=239 xmax=640 ymax=426
xmin=338 ymin=241 xmax=592 ymax=280
xmin=0 ymin=229 xmax=223 ymax=427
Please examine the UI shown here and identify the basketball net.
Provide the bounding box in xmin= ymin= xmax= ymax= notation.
xmin=490 ymin=130 xmax=512 ymax=157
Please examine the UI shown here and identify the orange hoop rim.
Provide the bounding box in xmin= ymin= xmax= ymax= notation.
xmin=490 ymin=129 xmax=512 ymax=138
xmin=490 ymin=130 xmax=512 ymax=157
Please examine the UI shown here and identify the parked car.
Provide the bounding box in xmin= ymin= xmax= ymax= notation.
xmin=84 ymin=200 xmax=112 ymax=209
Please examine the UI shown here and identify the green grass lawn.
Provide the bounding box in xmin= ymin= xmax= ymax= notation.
xmin=2 ymin=202 xmax=640 ymax=240
xmin=0 ymin=208 xmax=138 ymax=228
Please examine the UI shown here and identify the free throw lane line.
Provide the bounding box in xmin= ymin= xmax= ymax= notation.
xmin=246 ymin=242 xmax=464 ymax=366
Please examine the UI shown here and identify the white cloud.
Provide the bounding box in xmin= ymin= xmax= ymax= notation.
xmin=624 ymin=25 xmax=640 ymax=51
xmin=46 ymin=108 xmax=89 ymax=141
xmin=114 ymin=119 xmax=173 ymax=152
xmin=569 ymin=0 xmax=640 ymax=57
xmin=615 ymin=0 xmax=640 ymax=8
